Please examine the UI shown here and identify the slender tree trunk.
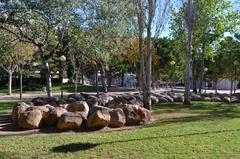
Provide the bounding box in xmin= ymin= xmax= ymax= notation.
xmin=81 ymin=67 xmax=85 ymax=85
xmin=199 ymin=43 xmax=205 ymax=94
xmin=121 ymin=69 xmax=124 ymax=87
xmin=145 ymin=0 xmax=154 ymax=110
xmin=230 ymin=78 xmax=233 ymax=96
xmin=107 ymin=67 xmax=112 ymax=88
xmin=184 ymin=0 xmax=195 ymax=105
xmin=95 ymin=65 xmax=99 ymax=95
xmin=137 ymin=0 xmax=149 ymax=109
xmin=215 ymin=81 xmax=218 ymax=94
xmin=44 ymin=60 xmax=52 ymax=97
xmin=75 ymin=67 xmax=80 ymax=93
xmin=19 ymin=72 xmax=23 ymax=100
xmin=8 ymin=71 xmax=12 ymax=95
xmin=192 ymin=57 xmax=197 ymax=94
xmin=100 ymin=63 xmax=107 ymax=93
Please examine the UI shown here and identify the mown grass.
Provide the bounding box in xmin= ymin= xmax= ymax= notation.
xmin=0 ymin=100 xmax=19 ymax=113
xmin=1 ymin=102 xmax=240 ymax=158
xmin=0 ymin=84 xmax=100 ymax=95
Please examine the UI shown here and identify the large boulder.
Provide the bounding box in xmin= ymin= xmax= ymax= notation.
xmin=97 ymin=93 xmax=110 ymax=106
xmin=105 ymin=95 xmax=143 ymax=107
xmin=86 ymin=96 xmax=99 ymax=107
xmin=87 ymin=109 xmax=111 ymax=129
xmin=32 ymin=97 xmax=59 ymax=107
xmin=211 ymin=97 xmax=222 ymax=102
xmin=231 ymin=96 xmax=240 ymax=103
xmin=223 ymin=96 xmax=231 ymax=103
xmin=18 ymin=110 xmax=43 ymax=129
xmin=66 ymin=98 xmax=77 ymax=104
xmin=67 ymin=101 xmax=89 ymax=120
xmin=190 ymin=93 xmax=202 ymax=101
xmin=44 ymin=107 xmax=67 ymax=126
xmin=68 ymin=94 xmax=85 ymax=101
xmin=163 ymin=95 xmax=174 ymax=102
xmin=151 ymin=95 xmax=159 ymax=105
xmin=137 ymin=107 xmax=151 ymax=123
xmin=88 ymin=105 xmax=112 ymax=116
xmin=11 ymin=102 xmax=30 ymax=122
xmin=57 ymin=112 xmax=83 ymax=130
xmin=26 ymin=105 xmax=53 ymax=121
xmin=109 ymin=108 xmax=126 ymax=128
xmin=115 ymin=104 xmax=141 ymax=126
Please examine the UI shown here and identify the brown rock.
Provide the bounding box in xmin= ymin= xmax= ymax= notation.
xmin=109 ymin=108 xmax=126 ymax=128
xmin=26 ymin=106 xmax=50 ymax=120
xmin=87 ymin=109 xmax=111 ymax=129
xmin=57 ymin=112 xmax=83 ymax=130
xmin=45 ymin=107 xmax=67 ymax=126
xmin=18 ymin=110 xmax=43 ymax=129
xmin=88 ymin=105 xmax=112 ymax=116
xmin=137 ymin=107 xmax=151 ymax=123
xmin=114 ymin=104 xmax=141 ymax=126
xmin=11 ymin=102 xmax=30 ymax=122
xmin=67 ymin=101 xmax=89 ymax=120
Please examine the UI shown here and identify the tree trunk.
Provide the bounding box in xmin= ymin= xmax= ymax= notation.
xmin=44 ymin=60 xmax=52 ymax=97
xmin=100 ymin=63 xmax=107 ymax=93
xmin=145 ymin=0 xmax=154 ymax=110
xmin=230 ymin=78 xmax=233 ymax=96
xmin=81 ymin=67 xmax=84 ymax=85
xmin=198 ymin=43 xmax=205 ymax=94
xmin=107 ymin=66 xmax=112 ymax=88
xmin=192 ymin=57 xmax=197 ymax=94
xmin=8 ymin=71 xmax=12 ymax=95
xmin=95 ymin=65 xmax=99 ymax=95
xmin=121 ymin=69 xmax=124 ymax=87
xmin=19 ymin=72 xmax=23 ymax=100
xmin=137 ymin=0 xmax=149 ymax=110
xmin=215 ymin=81 xmax=218 ymax=94
xmin=184 ymin=0 xmax=194 ymax=105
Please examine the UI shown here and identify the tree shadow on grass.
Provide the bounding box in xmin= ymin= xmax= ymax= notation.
xmin=52 ymin=143 xmax=99 ymax=153
xmin=51 ymin=128 xmax=240 ymax=153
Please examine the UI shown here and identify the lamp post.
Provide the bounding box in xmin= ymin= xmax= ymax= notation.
xmin=60 ymin=55 xmax=66 ymax=98
xmin=170 ymin=60 xmax=176 ymax=92
xmin=204 ymin=67 xmax=208 ymax=93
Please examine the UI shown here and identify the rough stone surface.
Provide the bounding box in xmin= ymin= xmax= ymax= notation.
xmin=67 ymin=101 xmax=89 ymax=120
xmin=57 ymin=112 xmax=83 ymax=130
xmin=109 ymin=108 xmax=126 ymax=128
xmin=32 ymin=97 xmax=59 ymax=107
xmin=115 ymin=104 xmax=141 ymax=126
xmin=26 ymin=106 xmax=50 ymax=120
xmin=137 ymin=107 xmax=151 ymax=123
xmin=87 ymin=109 xmax=111 ymax=129
xmin=18 ymin=110 xmax=43 ymax=129
xmin=68 ymin=94 xmax=85 ymax=101
xmin=45 ymin=107 xmax=67 ymax=126
xmin=11 ymin=102 xmax=30 ymax=122
xmin=86 ymin=96 xmax=99 ymax=107
xmin=151 ymin=96 xmax=159 ymax=105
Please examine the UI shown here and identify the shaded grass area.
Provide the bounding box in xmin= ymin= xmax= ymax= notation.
xmin=0 ymin=84 xmax=100 ymax=95
xmin=0 ymin=102 xmax=240 ymax=158
xmin=0 ymin=100 xmax=19 ymax=113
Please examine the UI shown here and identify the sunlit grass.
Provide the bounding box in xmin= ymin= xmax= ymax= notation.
xmin=0 ymin=102 xmax=240 ymax=158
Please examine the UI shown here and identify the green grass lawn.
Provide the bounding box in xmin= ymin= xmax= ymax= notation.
xmin=0 ymin=84 xmax=100 ymax=95
xmin=0 ymin=100 xmax=19 ymax=113
xmin=1 ymin=102 xmax=240 ymax=158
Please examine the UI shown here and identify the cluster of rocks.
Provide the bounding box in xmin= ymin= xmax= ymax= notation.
xmin=190 ymin=93 xmax=240 ymax=103
xmin=11 ymin=93 xmax=151 ymax=131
